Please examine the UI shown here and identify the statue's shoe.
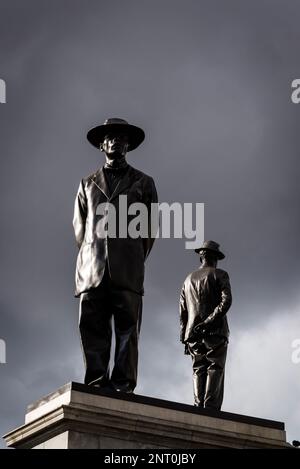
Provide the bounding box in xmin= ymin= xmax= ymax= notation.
xmin=110 ymin=383 xmax=134 ymax=394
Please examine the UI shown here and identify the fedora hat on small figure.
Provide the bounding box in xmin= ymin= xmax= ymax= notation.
xmin=194 ymin=240 xmax=225 ymax=260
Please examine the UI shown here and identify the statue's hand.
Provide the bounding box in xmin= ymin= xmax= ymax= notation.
xmin=184 ymin=343 xmax=190 ymax=355
xmin=194 ymin=321 xmax=205 ymax=334
xmin=186 ymin=322 xmax=206 ymax=343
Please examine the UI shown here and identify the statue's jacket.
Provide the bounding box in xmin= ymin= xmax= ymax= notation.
xmin=180 ymin=267 xmax=232 ymax=341
xmin=73 ymin=164 xmax=158 ymax=297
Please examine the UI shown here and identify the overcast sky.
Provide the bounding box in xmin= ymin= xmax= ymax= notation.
xmin=0 ymin=0 xmax=299 ymax=447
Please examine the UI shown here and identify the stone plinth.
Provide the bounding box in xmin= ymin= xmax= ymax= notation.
xmin=3 ymin=382 xmax=290 ymax=449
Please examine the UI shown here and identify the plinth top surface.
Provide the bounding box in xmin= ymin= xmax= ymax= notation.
xmin=27 ymin=382 xmax=284 ymax=431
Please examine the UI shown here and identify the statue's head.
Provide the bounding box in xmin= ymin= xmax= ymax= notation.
xmin=195 ymin=240 xmax=225 ymax=267
xmin=100 ymin=132 xmax=129 ymax=159
xmin=87 ymin=118 xmax=145 ymax=159
xmin=199 ymin=249 xmax=218 ymax=266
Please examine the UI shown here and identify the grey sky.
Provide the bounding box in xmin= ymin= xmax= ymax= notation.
xmin=0 ymin=0 xmax=299 ymax=446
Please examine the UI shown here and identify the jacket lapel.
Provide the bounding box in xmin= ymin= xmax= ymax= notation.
xmin=90 ymin=167 xmax=110 ymax=200
xmin=90 ymin=165 xmax=136 ymax=201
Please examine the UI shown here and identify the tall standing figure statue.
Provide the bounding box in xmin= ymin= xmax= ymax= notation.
xmin=179 ymin=241 xmax=232 ymax=410
xmin=73 ymin=118 xmax=158 ymax=393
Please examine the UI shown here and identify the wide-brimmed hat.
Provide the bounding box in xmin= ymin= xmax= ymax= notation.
xmin=87 ymin=118 xmax=145 ymax=151
xmin=194 ymin=240 xmax=225 ymax=260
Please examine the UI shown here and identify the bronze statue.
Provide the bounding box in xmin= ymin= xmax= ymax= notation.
xmin=179 ymin=241 xmax=232 ymax=410
xmin=73 ymin=118 xmax=158 ymax=393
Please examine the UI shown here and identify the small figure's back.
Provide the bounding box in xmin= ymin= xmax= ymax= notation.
xmin=179 ymin=240 xmax=232 ymax=410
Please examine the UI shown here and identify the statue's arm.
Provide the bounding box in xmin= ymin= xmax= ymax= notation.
xmin=203 ymin=272 xmax=232 ymax=326
xmin=179 ymin=285 xmax=188 ymax=343
xmin=73 ymin=179 xmax=87 ymax=249
xmin=143 ymin=177 xmax=158 ymax=259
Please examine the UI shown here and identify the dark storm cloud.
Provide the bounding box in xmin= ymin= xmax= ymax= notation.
xmin=0 ymin=0 xmax=299 ymax=446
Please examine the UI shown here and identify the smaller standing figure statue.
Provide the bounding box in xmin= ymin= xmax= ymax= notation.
xmin=179 ymin=241 xmax=232 ymax=410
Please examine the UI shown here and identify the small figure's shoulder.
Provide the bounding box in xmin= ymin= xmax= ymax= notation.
xmin=186 ymin=271 xmax=194 ymax=281
xmin=184 ymin=270 xmax=198 ymax=285
xmin=216 ymin=268 xmax=230 ymax=278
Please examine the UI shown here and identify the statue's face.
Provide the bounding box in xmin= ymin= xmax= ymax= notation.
xmin=200 ymin=250 xmax=218 ymax=265
xmin=101 ymin=132 xmax=129 ymax=158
